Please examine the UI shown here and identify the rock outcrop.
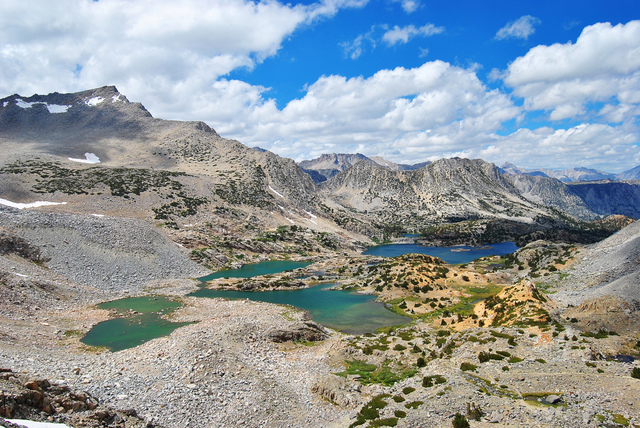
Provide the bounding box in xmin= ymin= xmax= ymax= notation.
xmin=0 ymin=368 xmax=158 ymax=427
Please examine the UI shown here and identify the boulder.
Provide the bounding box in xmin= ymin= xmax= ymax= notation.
xmin=546 ymin=394 xmax=562 ymax=404
xmin=267 ymin=321 xmax=329 ymax=343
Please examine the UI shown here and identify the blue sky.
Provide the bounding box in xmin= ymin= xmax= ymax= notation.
xmin=1 ymin=0 xmax=640 ymax=172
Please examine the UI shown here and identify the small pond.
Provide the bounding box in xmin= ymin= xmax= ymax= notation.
xmin=190 ymin=284 xmax=409 ymax=334
xmin=362 ymin=242 xmax=519 ymax=264
xmin=81 ymin=296 xmax=191 ymax=352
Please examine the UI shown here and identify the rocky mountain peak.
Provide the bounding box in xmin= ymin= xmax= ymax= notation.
xmin=0 ymin=85 xmax=149 ymax=116
xmin=298 ymin=153 xmax=375 ymax=183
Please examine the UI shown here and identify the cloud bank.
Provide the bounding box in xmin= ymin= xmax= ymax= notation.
xmin=0 ymin=1 xmax=639 ymax=172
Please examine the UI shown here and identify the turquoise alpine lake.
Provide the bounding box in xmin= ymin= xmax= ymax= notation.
xmin=82 ymin=243 xmax=519 ymax=350
xmin=190 ymin=284 xmax=409 ymax=334
xmin=197 ymin=260 xmax=312 ymax=281
xmin=362 ymin=241 xmax=519 ymax=264
xmin=81 ymin=296 xmax=191 ymax=352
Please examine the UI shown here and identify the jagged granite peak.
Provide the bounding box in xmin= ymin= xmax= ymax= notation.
xmin=299 ymin=153 xmax=373 ymax=170
xmin=500 ymin=162 xmax=549 ymax=178
xmin=299 ymin=153 xmax=432 ymax=183
xmin=321 ymin=157 xmax=553 ymax=225
xmin=369 ymin=156 xmax=404 ymax=171
xmin=370 ymin=156 xmax=431 ymax=171
xmin=298 ymin=153 xmax=375 ymax=183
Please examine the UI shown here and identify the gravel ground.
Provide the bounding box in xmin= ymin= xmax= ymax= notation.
xmin=0 ymin=206 xmax=209 ymax=295
xmin=0 ymin=297 xmax=353 ymax=428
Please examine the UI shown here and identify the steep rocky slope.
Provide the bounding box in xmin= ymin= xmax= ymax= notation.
xmin=566 ymin=180 xmax=640 ymax=218
xmin=617 ymin=164 xmax=640 ymax=180
xmin=0 ymin=87 xmax=369 ymax=267
xmin=507 ymin=174 xmax=599 ymax=221
xmin=552 ymin=219 xmax=640 ymax=305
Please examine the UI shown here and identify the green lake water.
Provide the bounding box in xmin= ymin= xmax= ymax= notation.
xmin=81 ymin=296 xmax=191 ymax=352
xmin=190 ymin=284 xmax=409 ymax=335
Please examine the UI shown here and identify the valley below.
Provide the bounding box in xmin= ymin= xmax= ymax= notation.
xmin=1 ymin=87 xmax=640 ymax=428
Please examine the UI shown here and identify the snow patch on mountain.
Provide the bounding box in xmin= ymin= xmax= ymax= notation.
xmin=0 ymin=198 xmax=67 ymax=209
xmin=68 ymin=153 xmax=100 ymax=164
xmin=46 ymin=104 xmax=71 ymax=113
xmin=85 ymin=96 xmax=105 ymax=106
xmin=269 ymin=185 xmax=284 ymax=198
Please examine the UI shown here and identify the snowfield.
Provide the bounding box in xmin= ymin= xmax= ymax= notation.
xmin=13 ymin=99 xmax=70 ymax=113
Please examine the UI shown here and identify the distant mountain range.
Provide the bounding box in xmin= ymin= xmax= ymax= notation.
xmin=300 ymin=156 xmax=640 ymax=184
xmin=499 ymin=162 xmax=640 ymax=182
xmin=1 ymin=86 xmax=639 ymax=251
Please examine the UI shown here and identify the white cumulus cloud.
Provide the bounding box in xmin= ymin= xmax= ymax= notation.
xmin=495 ymin=15 xmax=540 ymax=40
xmin=503 ymin=20 xmax=640 ymax=123
xmin=0 ymin=0 xmax=362 ymax=108
xmin=218 ymin=61 xmax=520 ymax=163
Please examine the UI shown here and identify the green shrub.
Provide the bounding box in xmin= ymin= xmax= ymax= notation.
xmin=370 ymin=418 xmax=398 ymax=427
xmin=422 ymin=375 xmax=446 ymax=387
xmin=467 ymin=402 xmax=484 ymax=421
xmin=404 ymin=401 xmax=423 ymax=409
xmin=632 ymin=367 xmax=640 ymax=379
xmin=452 ymin=413 xmax=470 ymax=428
xmin=478 ymin=351 xmax=505 ymax=362
xmin=460 ymin=362 xmax=477 ymax=372
xmin=402 ymin=387 xmax=415 ymax=394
